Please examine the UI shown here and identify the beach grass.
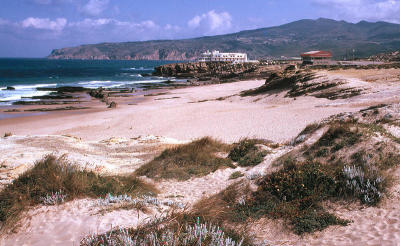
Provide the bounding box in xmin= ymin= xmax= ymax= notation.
xmin=135 ymin=137 xmax=234 ymax=181
xmin=0 ymin=155 xmax=157 ymax=229
xmin=81 ymin=212 xmax=252 ymax=246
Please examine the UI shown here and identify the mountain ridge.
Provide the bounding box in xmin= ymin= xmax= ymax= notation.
xmin=48 ymin=18 xmax=400 ymax=60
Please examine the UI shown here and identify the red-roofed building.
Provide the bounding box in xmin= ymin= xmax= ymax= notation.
xmin=300 ymin=51 xmax=332 ymax=65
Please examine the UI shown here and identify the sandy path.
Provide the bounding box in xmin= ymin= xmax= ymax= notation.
xmin=0 ymin=199 xmax=151 ymax=246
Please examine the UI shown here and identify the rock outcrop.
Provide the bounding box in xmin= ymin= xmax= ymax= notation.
xmin=241 ymin=68 xmax=364 ymax=100
xmin=368 ymin=50 xmax=400 ymax=62
xmin=153 ymin=62 xmax=274 ymax=82
xmin=108 ymin=101 xmax=117 ymax=108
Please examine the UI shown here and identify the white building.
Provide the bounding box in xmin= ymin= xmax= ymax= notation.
xmin=198 ymin=50 xmax=248 ymax=62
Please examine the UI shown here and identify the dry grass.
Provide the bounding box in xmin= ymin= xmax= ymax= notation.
xmin=0 ymin=155 xmax=157 ymax=230
xmin=3 ymin=132 xmax=12 ymax=138
xmin=192 ymin=182 xmax=250 ymax=223
xmin=135 ymin=137 xmax=234 ymax=181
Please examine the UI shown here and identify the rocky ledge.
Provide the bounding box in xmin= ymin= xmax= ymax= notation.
xmin=153 ymin=62 xmax=274 ymax=82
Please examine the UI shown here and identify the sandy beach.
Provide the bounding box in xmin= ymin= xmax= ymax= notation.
xmin=2 ymin=68 xmax=400 ymax=245
xmin=0 ymin=74 xmax=387 ymax=143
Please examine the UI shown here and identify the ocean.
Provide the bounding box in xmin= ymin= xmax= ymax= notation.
xmin=0 ymin=58 xmax=179 ymax=105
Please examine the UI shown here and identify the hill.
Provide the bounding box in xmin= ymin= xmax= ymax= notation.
xmin=48 ymin=18 xmax=400 ymax=60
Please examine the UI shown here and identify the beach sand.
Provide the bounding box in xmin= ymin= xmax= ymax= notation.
xmin=0 ymin=77 xmax=384 ymax=143
xmin=2 ymin=70 xmax=400 ymax=245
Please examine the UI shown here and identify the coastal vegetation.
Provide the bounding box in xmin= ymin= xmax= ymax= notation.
xmin=190 ymin=113 xmax=400 ymax=235
xmin=135 ymin=137 xmax=234 ymax=181
xmin=229 ymin=171 xmax=244 ymax=180
xmin=135 ymin=137 xmax=274 ymax=181
xmin=74 ymin=109 xmax=400 ymax=245
xmin=228 ymin=139 xmax=271 ymax=167
xmin=0 ymin=155 xmax=156 ymax=229
xmin=81 ymin=213 xmax=251 ymax=246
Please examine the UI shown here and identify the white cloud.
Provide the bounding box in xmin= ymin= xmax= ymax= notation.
xmin=0 ymin=10 xmax=234 ymax=47
xmin=81 ymin=0 xmax=109 ymax=16
xmin=69 ymin=18 xmax=158 ymax=31
xmin=69 ymin=18 xmax=113 ymax=28
xmin=21 ymin=17 xmax=67 ymax=31
xmin=165 ymin=24 xmax=180 ymax=32
xmin=313 ymin=0 xmax=400 ymax=23
xmin=188 ymin=10 xmax=233 ymax=35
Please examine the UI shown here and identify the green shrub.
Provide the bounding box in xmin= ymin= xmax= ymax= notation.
xmin=306 ymin=123 xmax=362 ymax=158
xmin=234 ymin=161 xmax=351 ymax=234
xmin=291 ymin=211 xmax=349 ymax=235
xmin=229 ymin=171 xmax=244 ymax=180
xmin=229 ymin=139 xmax=269 ymax=167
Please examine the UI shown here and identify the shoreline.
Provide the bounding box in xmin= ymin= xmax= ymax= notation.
xmin=0 ymin=75 xmax=380 ymax=143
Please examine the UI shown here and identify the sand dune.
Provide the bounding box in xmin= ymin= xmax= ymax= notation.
xmin=2 ymin=70 xmax=400 ymax=245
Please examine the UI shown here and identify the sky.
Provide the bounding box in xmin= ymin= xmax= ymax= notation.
xmin=0 ymin=0 xmax=400 ymax=57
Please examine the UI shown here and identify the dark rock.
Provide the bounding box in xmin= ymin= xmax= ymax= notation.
xmin=24 ymin=106 xmax=90 ymax=112
xmin=153 ymin=61 xmax=264 ymax=81
xmin=89 ymin=88 xmax=106 ymax=99
xmin=4 ymin=86 xmax=15 ymax=90
xmin=4 ymin=109 xmax=21 ymax=112
xmin=285 ymin=64 xmax=297 ymax=71
xmin=13 ymin=101 xmax=81 ymax=105
xmin=37 ymin=86 xmax=89 ymax=93
xmin=384 ymin=113 xmax=393 ymax=120
xmin=108 ymin=101 xmax=117 ymax=108
xmin=31 ymin=95 xmax=74 ymax=100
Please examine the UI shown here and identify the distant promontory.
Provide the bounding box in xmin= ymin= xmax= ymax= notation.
xmin=48 ymin=18 xmax=400 ymax=60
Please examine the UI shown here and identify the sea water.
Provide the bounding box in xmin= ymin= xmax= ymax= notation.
xmin=0 ymin=58 xmax=178 ymax=105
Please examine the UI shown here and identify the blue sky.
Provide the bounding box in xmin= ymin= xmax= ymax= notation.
xmin=0 ymin=0 xmax=399 ymax=57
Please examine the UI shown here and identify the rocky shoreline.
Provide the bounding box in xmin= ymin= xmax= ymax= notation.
xmin=153 ymin=61 xmax=277 ymax=83
xmin=153 ymin=61 xmax=400 ymax=85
